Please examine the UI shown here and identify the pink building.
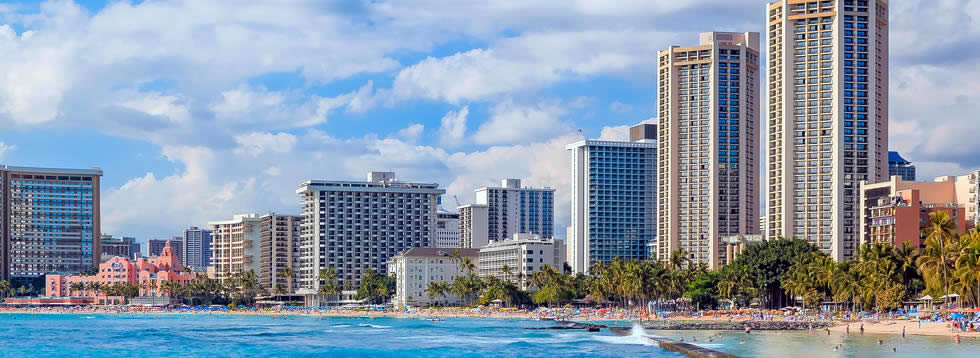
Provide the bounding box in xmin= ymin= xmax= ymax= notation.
xmin=861 ymin=176 xmax=972 ymax=249
xmin=46 ymin=241 xmax=198 ymax=303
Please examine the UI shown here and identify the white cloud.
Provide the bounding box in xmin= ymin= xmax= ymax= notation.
xmin=438 ymin=106 xmax=468 ymax=146
xmin=396 ymin=123 xmax=425 ymax=140
xmin=233 ymin=132 xmax=297 ymax=157
xmin=263 ymin=166 xmax=281 ymax=176
xmin=610 ymin=101 xmax=632 ymax=113
xmin=472 ymin=100 xmax=570 ymax=145
xmin=0 ymin=141 xmax=13 ymax=160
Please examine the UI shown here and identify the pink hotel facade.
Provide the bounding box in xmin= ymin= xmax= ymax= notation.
xmin=46 ymin=241 xmax=198 ymax=301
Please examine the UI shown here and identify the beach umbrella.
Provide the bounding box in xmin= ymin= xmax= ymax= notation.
xmin=950 ymin=313 xmax=966 ymax=319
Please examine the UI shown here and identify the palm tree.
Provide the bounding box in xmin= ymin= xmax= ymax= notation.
xmin=918 ymin=211 xmax=959 ymax=307
xmin=668 ymin=248 xmax=690 ymax=271
xmin=0 ymin=281 xmax=10 ymax=299
xmin=277 ymin=266 xmax=294 ymax=294
xmin=500 ymin=264 xmax=513 ymax=282
xmin=955 ymin=231 xmax=980 ymax=307
xmin=425 ymin=281 xmax=447 ymax=305
xmin=459 ymin=257 xmax=476 ymax=274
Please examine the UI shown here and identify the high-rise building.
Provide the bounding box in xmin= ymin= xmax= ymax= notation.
xmin=182 ymin=226 xmax=213 ymax=270
xmin=148 ymin=238 xmax=183 ymax=264
xmin=766 ymin=0 xmax=889 ymax=261
xmin=566 ymin=127 xmax=658 ymax=274
xmin=295 ymin=172 xmax=445 ymax=298
xmin=0 ymin=166 xmax=102 ymax=280
xmin=474 ymin=179 xmax=555 ymax=242
xmin=458 ymin=204 xmax=489 ymax=249
xmin=656 ymin=32 xmax=761 ymax=269
xmin=887 ymin=151 xmax=915 ymax=181
xmin=258 ymin=213 xmax=301 ymax=294
xmin=434 ymin=208 xmax=460 ymax=248
xmin=99 ymin=234 xmax=138 ymax=263
xmin=208 ymin=214 xmax=262 ymax=283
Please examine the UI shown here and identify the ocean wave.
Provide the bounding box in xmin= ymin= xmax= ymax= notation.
xmin=330 ymin=324 xmax=352 ymax=328
xmin=592 ymin=335 xmax=658 ymax=347
xmin=358 ymin=324 xmax=392 ymax=329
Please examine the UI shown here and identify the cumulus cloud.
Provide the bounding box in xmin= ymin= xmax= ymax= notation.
xmin=233 ymin=132 xmax=298 ymax=157
xmin=396 ymin=123 xmax=425 ymax=140
xmin=472 ymin=100 xmax=571 ymax=145
xmin=438 ymin=106 xmax=468 ymax=147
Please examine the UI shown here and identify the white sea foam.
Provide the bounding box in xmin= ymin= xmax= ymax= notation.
xmin=330 ymin=324 xmax=351 ymax=328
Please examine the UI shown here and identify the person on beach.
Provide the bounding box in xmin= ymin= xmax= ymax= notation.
xmin=846 ymin=324 xmax=850 ymax=336
xmin=860 ymin=323 xmax=864 ymax=335
xmin=902 ymin=326 xmax=905 ymax=339
xmin=745 ymin=324 xmax=751 ymax=335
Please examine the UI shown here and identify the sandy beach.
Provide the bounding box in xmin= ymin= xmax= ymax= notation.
xmin=829 ymin=319 xmax=980 ymax=338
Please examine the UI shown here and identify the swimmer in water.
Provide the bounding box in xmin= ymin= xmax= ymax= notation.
xmin=739 ymin=339 xmax=746 ymax=344
xmin=877 ymin=339 xmax=883 ymax=345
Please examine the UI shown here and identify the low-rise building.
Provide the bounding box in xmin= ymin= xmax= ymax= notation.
xmin=388 ymin=248 xmax=478 ymax=309
xmin=46 ymin=241 xmax=197 ymax=304
xmin=478 ymin=234 xmax=565 ymax=289
xmin=719 ymin=234 xmax=765 ymax=266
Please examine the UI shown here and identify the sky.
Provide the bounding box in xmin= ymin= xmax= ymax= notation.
xmin=0 ymin=0 xmax=978 ymax=245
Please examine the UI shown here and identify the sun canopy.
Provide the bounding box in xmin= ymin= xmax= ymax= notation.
xmin=939 ymin=294 xmax=960 ymax=299
xmin=919 ymin=295 xmax=934 ymax=300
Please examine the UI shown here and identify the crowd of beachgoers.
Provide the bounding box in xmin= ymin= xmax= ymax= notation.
xmin=2 ymin=304 xmax=978 ymax=339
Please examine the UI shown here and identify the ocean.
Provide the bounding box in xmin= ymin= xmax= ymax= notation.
xmin=0 ymin=313 xmax=976 ymax=357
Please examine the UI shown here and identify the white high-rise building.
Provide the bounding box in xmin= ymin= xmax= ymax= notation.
xmin=458 ymin=204 xmax=489 ymax=249
xmin=474 ymin=179 xmax=555 ymax=241
xmin=434 ymin=208 xmax=460 ymax=248
xmin=566 ymin=126 xmax=658 ymax=274
xmin=656 ymin=32 xmax=762 ymax=269
xmin=295 ymin=172 xmax=445 ymax=295
xmin=766 ymin=0 xmax=889 ymax=261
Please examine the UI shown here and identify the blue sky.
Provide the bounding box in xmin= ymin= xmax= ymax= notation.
xmin=1 ymin=0 xmax=978 ymax=245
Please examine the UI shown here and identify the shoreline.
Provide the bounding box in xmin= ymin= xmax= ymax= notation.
xmin=3 ymin=308 xmax=977 ymax=338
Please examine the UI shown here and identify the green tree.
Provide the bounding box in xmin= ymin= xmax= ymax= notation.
xmin=918 ymin=211 xmax=959 ymax=307
xmin=318 ymin=267 xmax=341 ymax=296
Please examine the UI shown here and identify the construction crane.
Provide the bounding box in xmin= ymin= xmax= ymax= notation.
xmin=453 ymin=195 xmax=462 ymax=208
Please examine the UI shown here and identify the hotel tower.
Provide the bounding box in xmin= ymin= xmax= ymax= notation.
xmin=656 ymin=32 xmax=762 ymax=269
xmin=766 ymin=0 xmax=889 ymax=261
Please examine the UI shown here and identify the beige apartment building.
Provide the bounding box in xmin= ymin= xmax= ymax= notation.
xmin=656 ymin=32 xmax=761 ymax=269
xmin=258 ymin=213 xmax=301 ymax=294
xmin=766 ymin=0 xmax=889 ymax=261
xmin=208 ymin=214 xmax=262 ymax=283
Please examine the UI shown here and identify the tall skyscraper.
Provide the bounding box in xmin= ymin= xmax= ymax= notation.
xmin=887 ymin=151 xmax=915 ymax=181
xmin=566 ymin=126 xmax=658 ymax=274
xmin=474 ymin=179 xmax=555 ymax=241
xmin=0 ymin=166 xmax=102 ymax=280
xmin=295 ymin=172 xmax=444 ymax=296
xmin=258 ymin=213 xmax=301 ymax=294
xmin=182 ymin=226 xmax=213 ymax=270
xmin=656 ymin=32 xmax=761 ymax=269
xmin=766 ymin=0 xmax=889 ymax=261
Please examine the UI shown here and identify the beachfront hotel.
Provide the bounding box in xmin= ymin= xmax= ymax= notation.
xmin=765 ymin=0 xmax=890 ymax=261
xmin=566 ymin=127 xmax=658 ymax=274
xmin=295 ymin=172 xmax=445 ymax=303
xmin=258 ymin=213 xmax=301 ymax=294
xmin=655 ymin=32 xmax=762 ymax=269
xmin=0 ymin=166 xmax=102 ymax=280
xmin=387 ymin=248 xmax=478 ymax=308
xmin=208 ymin=214 xmax=262 ymax=283
xmin=478 ymin=234 xmax=565 ymax=289
xmin=46 ymin=241 xmax=196 ymax=305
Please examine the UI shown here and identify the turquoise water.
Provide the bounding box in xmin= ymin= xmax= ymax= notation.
xmin=0 ymin=314 xmax=976 ymax=357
